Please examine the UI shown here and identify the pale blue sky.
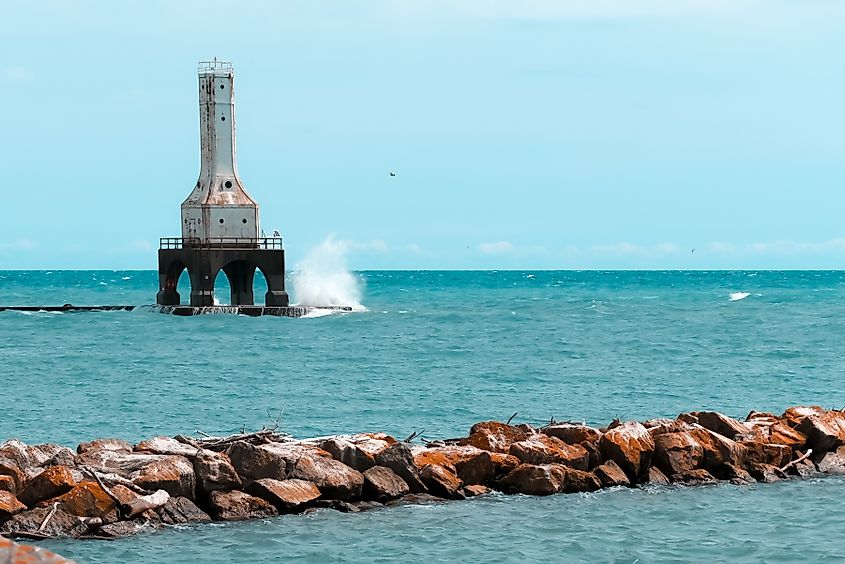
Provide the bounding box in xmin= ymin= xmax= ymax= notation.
xmin=2 ymin=0 xmax=844 ymax=269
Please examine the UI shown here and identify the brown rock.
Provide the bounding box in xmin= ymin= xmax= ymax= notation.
xmin=0 ymin=490 xmax=26 ymax=521
xmin=689 ymin=427 xmax=746 ymax=469
xmin=98 ymin=519 xmax=161 ymax=538
xmin=463 ymin=421 xmax=528 ymax=453
xmin=499 ymin=463 xmax=566 ymax=496
xmin=747 ymin=463 xmax=786 ymax=483
xmin=671 ymin=469 xmax=718 ymax=485
xmin=77 ymin=438 xmax=132 ymax=455
xmin=644 ymin=466 xmax=670 ymax=486
xmin=0 ymin=506 xmax=88 ymax=538
xmin=741 ymin=441 xmax=790 ymax=468
xmin=696 ymin=412 xmax=750 ymax=440
xmin=245 ymin=478 xmax=321 ymax=512
xmin=795 ymin=410 xmax=845 ymax=452
xmin=19 ymin=466 xmax=76 ymax=507
xmin=419 ymin=464 xmax=464 ymax=500
xmin=156 ymin=496 xmax=212 ymax=525
xmin=542 ymin=424 xmax=601 ymax=445
xmin=207 ymin=490 xmax=278 ymax=521
xmin=463 ymin=484 xmax=491 ymax=497
xmin=582 ymin=441 xmax=602 ymax=469
xmin=458 ymin=451 xmax=496 ymax=485
xmin=646 ymin=420 xmax=691 ymax=437
xmin=292 ymin=454 xmax=364 ymax=500
xmin=717 ymin=462 xmax=755 ymax=484
xmin=746 ymin=410 xmax=777 ymax=422
xmin=194 ymin=452 xmax=242 ymax=493
xmin=768 ymin=423 xmax=807 ymax=450
xmin=321 ymin=438 xmax=376 ymax=472
xmin=362 ymin=466 xmax=409 ymax=501
xmin=677 ymin=412 xmax=700 ymax=425
xmin=599 ymin=422 xmax=655 ymax=481
xmin=0 ymin=537 xmax=75 ymax=563
xmin=781 ymin=405 xmax=825 ymax=427
xmin=0 ymin=457 xmax=25 ymax=495
xmin=132 ymin=456 xmax=196 ymax=499
xmin=791 ymin=458 xmax=817 ymax=478
xmin=509 ymin=435 xmax=589 ymax=470
xmin=413 ymin=445 xmax=482 ymax=472
xmin=487 ymin=452 xmax=521 ymax=475
xmin=561 ymin=469 xmax=601 ymax=493
xmin=653 ymin=432 xmax=704 ymax=475
xmin=593 ymin=460 xmax=631 ymax=488
xmin=816 ymin=446 xmax=845 ymax=474
xmin=374 ymin=443 xmax=427 ymax=493
xmin=46 ymin=481 xmax=115 ymax=518
xmin=0 ymin=476 xmax=14 ymax=494
xmin=224 ymin=441 xmax=287 ymax=481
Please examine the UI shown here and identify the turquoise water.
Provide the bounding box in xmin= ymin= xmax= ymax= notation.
xmin=2 ymin=270 xmax=845 ymax=562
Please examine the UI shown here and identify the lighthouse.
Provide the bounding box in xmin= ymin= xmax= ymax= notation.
xmin=156 ymin=60 xmax=289 ymax=308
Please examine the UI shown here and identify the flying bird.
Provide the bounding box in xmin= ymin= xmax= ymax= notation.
xmin=389 ymin=172 xmax=396 ymax=177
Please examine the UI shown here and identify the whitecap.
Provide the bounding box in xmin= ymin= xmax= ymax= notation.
xmin=729 ymin=292 xmax=751 ymax=301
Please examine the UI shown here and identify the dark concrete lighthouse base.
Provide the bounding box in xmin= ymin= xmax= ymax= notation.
xmin=156 ymin=241 xmax=289 ymax=307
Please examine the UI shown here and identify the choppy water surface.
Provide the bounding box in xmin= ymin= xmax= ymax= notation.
xmin=2 ymin=270 xmax=845 ymax=562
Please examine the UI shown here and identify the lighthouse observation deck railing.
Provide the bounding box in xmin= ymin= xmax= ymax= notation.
xmin=160 ymin=237 xmax=283 ymax=250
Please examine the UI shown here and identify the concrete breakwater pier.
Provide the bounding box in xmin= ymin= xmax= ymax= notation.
xmin=0 ymin=305 xmax=353 ymax=317
xmin=1 ymin=405 xmax=844 ymax=543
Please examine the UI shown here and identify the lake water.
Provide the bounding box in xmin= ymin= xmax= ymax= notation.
xmin=2 ymin=270 xmax=844 ymax=562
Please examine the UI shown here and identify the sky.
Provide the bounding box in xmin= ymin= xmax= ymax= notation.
xmin=1 ymin=0 xmax=844 ymax=269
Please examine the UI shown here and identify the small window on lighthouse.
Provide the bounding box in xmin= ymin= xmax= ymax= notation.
xmin=242 ymin=219 xmax=247 ymax=224
xmin=221 ymin=116 xmax=226 ymax=121
xmin=220 ymin=84 xmax=225 ymax=89
xmin=225 ymin=180 xmax=233 ymax=189
xmin=219 ymin=218 xmax=225 ymax=224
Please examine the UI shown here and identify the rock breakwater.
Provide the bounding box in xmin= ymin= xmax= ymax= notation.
xmin=1 ymin=406 xmax=845 ymax=541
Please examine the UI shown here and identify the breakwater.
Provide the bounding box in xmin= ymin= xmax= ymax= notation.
xmin=1 ymin=405 xmax=844 ymax=542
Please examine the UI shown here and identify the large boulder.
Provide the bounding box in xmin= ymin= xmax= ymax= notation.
xmin=671 ymin=469 xmax=718 ymax=485
xmin=599 ymin=422 xmax=654 ymax=481
xmin=593 ymin=460 xmax=630 ymax=488
xmin=0 ymin=490 xmax=26 ymax=522
xmin=768 ymin=424 xmax=807 ymax=450
xmin=362 ymin=466 xmax=409 ymax=501
xmin=560 ymin=469 xmax=601 ymax=493
xmin=499 ymin=464 xmax=567 ymax=496
xmin=321 ymin=438 xmax=377 ymax=472
xmin=509 ymin=435 xmax=590 ymax=470
xmin=419 ymin=464 xmax=464 ymax=500
xmin=77 ymin=438 xmax=132 ymax=455
xmin=413 ymin=445 xmax=484 ymax=472
xmin=0 ymin=537 xmax=75 ymax=563
xmin=45 ymin=481 xmax=115 ymax=518
xmin=131 ymin=456 xmax=196 ymax=499
xmin=224 ymin=441 xmax=287 ymax=481
xmin=97 ymin=519 xmax=161 ymax=538
xmin=816 ymin=446 xmax=845 ymax=474
xmin=0 ymin=457 xmax=25 ymax=495
xmin=653 ymin=432 xmax=704 ymax=475
xmin=457 ymin=451 xmax=496 ymax=486
xmin=463 ymin=422 xmax=528 ymax=453
xmin=689 ymin=427 xmax=746 ymax=469
xmin=156 ymin=496 xmax=212 ymax=525
xmin=245 ymin=478 xmax=321 ymax=512
xmin=0 ymin=506 xmax=89 ymax=538
xmin=374 ymin=443 xmax=426 ymax=493
xmin=794 ymin=410 xmax=845 ymax=452
xmin=0 ymin=476 xmax=14 ymax=494
xmin=18 ymin=466 xmax=76 ymax=507
xmin=542 ymin=424 xmax=601 ymax=445
xmin=741 ymin=441 xmax=790 ymax=468
xmin=644 ymin=466 xmax=670 ymax=486
xmin=193 ymin=452 xmax=242 ymax=494
xmin=696 ymin=412 xmax=750 ymax=440
xmin=207 ymin=490 xmax=278 ymax=521
xmin=747 ymin=463 xmax=786 ymax=483
xmin=291 ymin=454 xmax=364 ymax=500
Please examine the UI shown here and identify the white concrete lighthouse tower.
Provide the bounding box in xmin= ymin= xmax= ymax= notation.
xmin=182 ymin=59 xmax=259 ymax=240
xmin=156 ymin=60 xmax=288 ymax=308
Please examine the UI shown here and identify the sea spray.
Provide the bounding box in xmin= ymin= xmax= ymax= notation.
xmin=290 ymin=235 xmax=365 ymax=310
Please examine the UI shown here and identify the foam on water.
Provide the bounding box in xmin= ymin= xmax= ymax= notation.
xmin=729 ymin=291 xmax=751 ymax=301
xmin=290 ymin=235 xmax=366 ymax=311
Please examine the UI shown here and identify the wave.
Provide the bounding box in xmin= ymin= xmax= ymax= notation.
xmin=729 ymin=292 xmax=751 ymax=301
